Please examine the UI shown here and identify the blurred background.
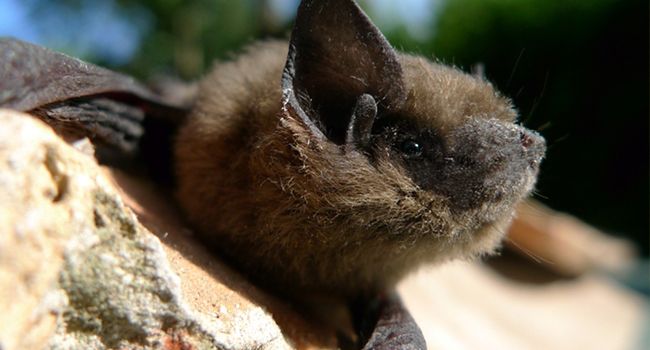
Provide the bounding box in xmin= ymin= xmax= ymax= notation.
xmin=1 ymin=0 xmax=646 ymax=254
xmin=0 ymin=0 xmax=647 ymax=348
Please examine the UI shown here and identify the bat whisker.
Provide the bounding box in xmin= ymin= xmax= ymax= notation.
xmin=506 ymin=48 xmax=526 ymax=89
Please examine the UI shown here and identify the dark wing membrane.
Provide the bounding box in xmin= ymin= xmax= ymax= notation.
xmin=1 ymin=37 xmax=167 ymax=112
xmin=0 ymin=38 xmax=190 ymax=154
xmin=355 ymin=294 xmax=426 ymax=350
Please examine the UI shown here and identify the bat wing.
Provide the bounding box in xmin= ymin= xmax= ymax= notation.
xmin=0 ymin=38 xmax=190 ymax=155
xmin=354 ymin=294 xmax=426 ymax=350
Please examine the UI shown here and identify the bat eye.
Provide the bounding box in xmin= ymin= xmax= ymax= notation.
xmin=400 ymin=139 xmax=423 ymax=158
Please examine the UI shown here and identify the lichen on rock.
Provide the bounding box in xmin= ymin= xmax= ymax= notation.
xmin=53 ymin=189 xmax=202 ymax=349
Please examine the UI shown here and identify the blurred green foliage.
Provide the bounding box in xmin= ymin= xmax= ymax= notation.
xmin=117 ymin=0 xmax=293 ymax=79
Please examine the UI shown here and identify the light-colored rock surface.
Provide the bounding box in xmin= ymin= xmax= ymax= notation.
xmin=0 ymin=109 xmax=335 ymax=350
xmin=0 ymin=111 xmax=71 ymax=350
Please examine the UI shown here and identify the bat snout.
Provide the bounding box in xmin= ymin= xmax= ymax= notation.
xmin=432 ymin=119 xmax=545 ymax=213
xmin=519 ymin=128 xmax=546 ymax=169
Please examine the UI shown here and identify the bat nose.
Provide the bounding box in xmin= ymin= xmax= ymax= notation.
xmin=520 ymin=131 xmax=535 ymax=148
xmin=519 ymin=129 xmax=545 ymax=167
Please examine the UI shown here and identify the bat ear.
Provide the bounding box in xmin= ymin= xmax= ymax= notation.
xmin=282 ymin=0 xmax=406 ymax=146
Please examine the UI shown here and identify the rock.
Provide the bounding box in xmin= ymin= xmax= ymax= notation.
xmin=0 ymin=109 xmax=336 ymax=350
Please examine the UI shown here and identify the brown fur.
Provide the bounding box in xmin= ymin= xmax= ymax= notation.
xmin=174 ymin=40 xmax=543 ymax=299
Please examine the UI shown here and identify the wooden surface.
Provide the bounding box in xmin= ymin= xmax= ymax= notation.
xmin=399 ymin=204 xmax=648 ymax=350
xmin=400 ymin=261 xmax=647 ymax=350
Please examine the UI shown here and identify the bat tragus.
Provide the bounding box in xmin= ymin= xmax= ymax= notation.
xmin=0 ymin=0 xmax=545 ymax=348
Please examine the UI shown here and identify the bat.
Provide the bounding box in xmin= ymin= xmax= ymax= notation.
xmin=174 ymin=0 xmax=544 ymax=345
xmin=175 ymin=0 xmax=544 ymax=297
xmin=0 ymin=0 xmax=544 ymax=348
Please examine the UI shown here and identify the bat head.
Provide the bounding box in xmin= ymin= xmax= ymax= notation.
xmin=272 ymin=0 xmax=545 ymax=287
